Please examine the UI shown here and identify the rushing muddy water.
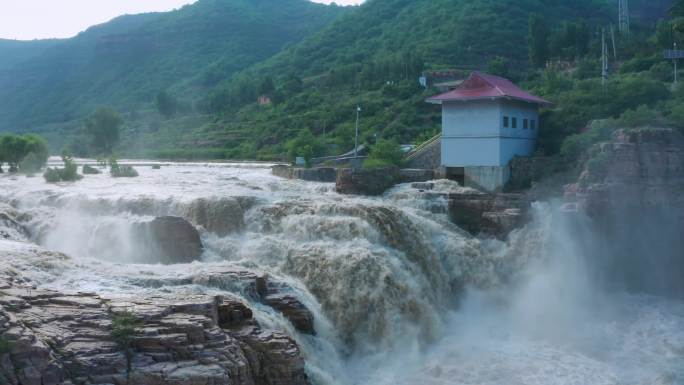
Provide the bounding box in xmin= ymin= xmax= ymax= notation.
xmin=1 ymin=161 xmax=683 ymax=385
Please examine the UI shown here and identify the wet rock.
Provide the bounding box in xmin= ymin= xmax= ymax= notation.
xmin=272 ymin=166 xmax=338 ymax=183
xmin=256 ymin=276 xmax=315 ymax=335
xmin=262 ymin=295 xmax=315 ymax=335
xmin=0 ymin=276 xmax=309 ymax=385
xmin=183 ymin=197 xmax=257 ymax=236
xmin=137 ymin=216 xmax=204 ymax=264
xmin=336 ymin=167 xmax=400 ymax=196
xmin=565 ymin=128 xmax=684 ymax=298
xmin=447 ymin=192 xmax=529 ymax=238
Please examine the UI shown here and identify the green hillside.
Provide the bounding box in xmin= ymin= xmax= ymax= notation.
xmin=175 ymin=0 xmax=679 ymax=162
xmin=0 ymin=0 xmax=348 ymax=134
xmin=0 ymin=39 xmax=63 ymax=71
xmin=1 ymin=0 xmax=680 ymax=167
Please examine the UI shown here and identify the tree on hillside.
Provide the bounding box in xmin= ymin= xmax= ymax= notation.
xmin=258 ymin=76 xmax=275 ymax=96
xmin=286 ymin=128 xmax=325 ymax=166
xmin=0 ymin=134 xmax=48 ymax=173
xmin=487 ymin=57 xmax=511 ymax=79
xmin=529 ymin=13 xmax=550 ymax=68
xmin=363 ymin=139 xmax=403 ymax=169
xmin=156 ymin=90 xmax=178 ymax=118
xmin=85 ymin=108 xmax=122 ymax=156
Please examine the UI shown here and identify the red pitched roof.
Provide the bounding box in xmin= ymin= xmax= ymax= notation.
xmin=427 ymin=72 xmax=551 ymax=105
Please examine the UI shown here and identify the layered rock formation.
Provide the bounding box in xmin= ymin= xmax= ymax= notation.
xmin=271 ymin=166 xmax=338 ymax=183
xmin=447 ymin=192 xmax=529 ymax=238
xmin=335 ymin=167 xmax=400 ymax=196
xmin=564 ymin=128 xmax=684 ymax=298
xmin=404 ymin=182 xmax=531 ymax=238
xmin=0 ymin=241 xmax=310 ymax=385
xmin=565 ymin=128 xmax=684 ymax=216
xmin=183 ymin=197 xmax=258 ymax=236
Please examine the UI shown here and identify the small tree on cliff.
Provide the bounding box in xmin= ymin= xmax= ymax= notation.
xmin=85 ymin=108 xmax=122 ymax=156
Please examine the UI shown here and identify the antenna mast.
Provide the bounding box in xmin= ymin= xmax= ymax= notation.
xmin=602 ymin=28 xmax=609 ymax=91
xmin=618 ymin=0 xmax=630 ymax=36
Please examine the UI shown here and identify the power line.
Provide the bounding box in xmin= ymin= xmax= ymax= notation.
xmin=618 ymin=0 xmax=630 ymax=36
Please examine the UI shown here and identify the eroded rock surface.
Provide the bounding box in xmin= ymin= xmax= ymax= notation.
xmin=564 ymin=128 xmax=684 ymax=298
xmin=0 ymin=279 xmax=308 ymax=385
xmin=336 ymin=167 xmax=400 ymax=196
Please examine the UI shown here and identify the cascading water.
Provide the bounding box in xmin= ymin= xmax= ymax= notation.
xmin=0 ymin=162 xmax=682 ymax=385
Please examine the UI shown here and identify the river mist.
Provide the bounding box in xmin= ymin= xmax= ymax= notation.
xmin=1 ymin=162 xmax=682 ymax=385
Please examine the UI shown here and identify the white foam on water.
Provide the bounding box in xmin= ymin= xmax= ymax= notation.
xmin=1 ymin=163 xmax=682 ymax=385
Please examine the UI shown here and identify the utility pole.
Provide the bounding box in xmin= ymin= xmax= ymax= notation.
xmin=618 ymin=0 xmax=630 ymax=36
xmin=602 ymin=28 xmax=609 ymax=91
xmin=610 ymin=24 xmax=617 ymax=60
xmin=675 ymin=42 xmax=679 ymax=86
xmin=665 ymin=40 xmax=683 ymax=87
xmin=354 ymin=106 xmax=361 ymax=158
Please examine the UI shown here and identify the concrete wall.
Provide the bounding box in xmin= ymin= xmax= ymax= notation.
xmin=406 ymin=138 xmax=441 ymax=169
xmin=442 ymin=137 xmax=501 ymax=167
xmin=441 ymin=99 xmax=539 ymax=168
xmin=464 ymin=166 xmax=511 ymax=192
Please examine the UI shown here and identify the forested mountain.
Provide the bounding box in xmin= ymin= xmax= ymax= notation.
xmin=0 ymin=39 xmax=63 ymax=71
xmin=0 ymin=0 xmax=679 ymax=164
xmin=186 ymin=0 xmax=675 ymax=161
xmin=0 ymin=0 xmax=348 ymax=133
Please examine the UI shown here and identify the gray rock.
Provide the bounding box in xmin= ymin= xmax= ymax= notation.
xmin=136 ymin=216 xmax=204 ymax=264
xmin=335 ymin=167 xmax=400 ymax=196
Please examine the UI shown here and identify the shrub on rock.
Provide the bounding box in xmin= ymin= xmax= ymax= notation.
xmin=109 ymin=158 xmax=139 ymax=178
xmin=43 ymin=155 xmax=82 ymax=183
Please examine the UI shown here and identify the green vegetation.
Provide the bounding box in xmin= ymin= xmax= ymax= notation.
xmin=0 ymin=0 xmax=349 ymax=148
xmin=85 ymin=108 xmax=123 ymax=156
xmin=364 ymin=139 xmax=404 ymax=169
xmin=0 ymin=134 xmax=48 ymax=173
xmin=109 ymin=158 xmax=139 ymax=178
xmin=110 ymin=311 xmax=139 ymax=374
xmin=43 ymin=154 xmax=82 ymax=182
xmin=0 ymin=0 xmax=680 ymax=176
xmin=286 ymin=129 xmax=325 ymax=167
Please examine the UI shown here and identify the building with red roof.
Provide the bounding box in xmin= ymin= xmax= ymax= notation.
xmin=426 ymin=72 xmax=550 ymax=191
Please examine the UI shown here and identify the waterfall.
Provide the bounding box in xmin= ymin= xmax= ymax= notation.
xmin=1 ymin=163 xmax=682 ymax=385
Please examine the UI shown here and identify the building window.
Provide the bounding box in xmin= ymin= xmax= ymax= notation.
xmin=503 ymin=116 xmax=509 ymax=128
xmin=523 ymin=119 xmax=529 ymax=129
xmin=512 ymin=117 xmax=517 ymax=129
xmin=531 ymin=120 xmax=536 ymax=130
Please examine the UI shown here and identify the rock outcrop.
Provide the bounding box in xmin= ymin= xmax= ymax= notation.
xmin=565 ymin=128 xmax=684 ymax=216
xmin=136 ymin=216 xmax=204 ymax=264
xmin=564 ymin=128 xmax=684 ymax=298
xmin=335 ymin=167 xmax=400 ymax=196
xmin=0 ymin=246 xmax=310 ymax=385
xmin=272 ymin=166 xmax=338 ymax=183
xmin=183 ymin=197 xmax=257 ymax=236
xmin=256 ymin=277 xmax=314 ymax=335
xmin=448 ymin=192 xmax=530 ymax=238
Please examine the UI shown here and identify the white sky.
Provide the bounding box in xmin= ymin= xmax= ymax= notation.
xmin=0 ymin=0 xmax=363 ymax=40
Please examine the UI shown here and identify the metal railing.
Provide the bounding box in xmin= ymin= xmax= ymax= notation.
xmin=405 ymin=134 xmax=442 ymax=161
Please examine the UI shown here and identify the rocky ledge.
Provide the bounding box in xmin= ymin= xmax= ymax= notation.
xmin=0 ymin=242 xmax=312 ymax=385
xmin=564 ymin=128 xmax=684 ymax=298
xmin=409 ymin=182 xmax=531 ymax=238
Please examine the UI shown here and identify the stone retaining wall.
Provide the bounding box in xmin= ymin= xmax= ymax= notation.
xmin=272 ymin=165 xmax=337 ymax=182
